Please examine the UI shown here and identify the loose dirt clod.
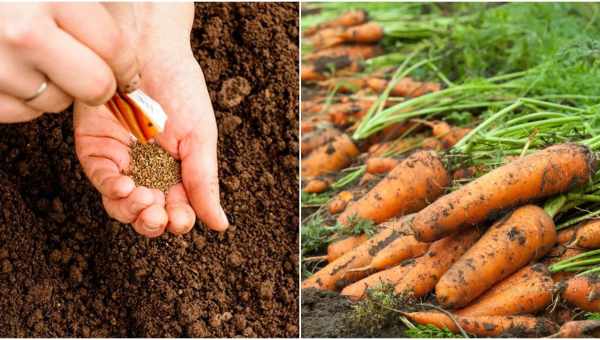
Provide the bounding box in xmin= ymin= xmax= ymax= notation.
xmin=128 ymin=142 xmax=181 ymax=193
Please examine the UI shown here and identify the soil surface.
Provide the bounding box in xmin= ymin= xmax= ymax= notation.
xmin=0 ymin=3 xmax=298 ymax=337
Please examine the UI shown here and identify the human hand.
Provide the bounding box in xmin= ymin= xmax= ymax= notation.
xmin=74 ymin=3 xmax=228 ymax=237
xmin=0 ymin=3 xmax=139 ymax=122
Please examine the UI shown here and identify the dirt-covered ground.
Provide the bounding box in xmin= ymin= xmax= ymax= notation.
xmin=0 ymin=3 xmax=298 ymax=337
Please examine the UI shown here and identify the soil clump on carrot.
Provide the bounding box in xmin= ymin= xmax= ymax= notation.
xmin=0 ymin=3 xmax=298 ymax=337
xmin=129 ymin=143 xmax=181 ymax=193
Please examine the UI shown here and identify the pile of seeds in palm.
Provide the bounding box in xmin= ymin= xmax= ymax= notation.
xmin=129 ymin=142 xmax=181 ymax=193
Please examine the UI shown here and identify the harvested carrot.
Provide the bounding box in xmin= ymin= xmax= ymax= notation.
xmin=305 ymin=44 xmax=382 ymax=62
xmin=406 ymin=311 xmax=558 ymax=337
xmin=340 ymin=261 xmax=413 ymax=300
xmin=327 ymin=100 xmax=373 ymax=125
xmin=301 ymin=64 xmax=326 ymax=82
xmin=312 ymin=22 xmax=384 ymax=49
xmin=435 ymin=205 xmax=557 ymax=308
xmin=412 ymin=143 xmax=595 ymax=242
xmin=560 ymin=219 xmax=600 ymax=249
xmin=456 ymin=263 xmax=554 ymax=316
xmin=338 ymin=150 xmax=449 ymax=226
xmin=366 ymin=77 xmax=441 ymax=98
xmin=328 ymin=191 xmax=354 ymax=215
xmin=551 ymin=320 xmax=600 ymax=338
xmin=327 ymin=234 xmax=368 ymax=263
xmin=562 ymin=274 xmax=600 ymax=311
xmin=301 ymin=115 xmax=329 ymax=133
xmin=368 ymin=226 xmax=431 ymax=271
xmin=303 ymin=10 xmax=368 ymax=37
xmin=302 ymin=127 xmax=342 ymax=156
xmin=302 ymin=134 xmax=359 ymax=178
xmin=393 ymin=228 xmax=480 ymax=298
xmin=302 ymin=216 xmax=412 ymax=291
xmin=452 ymin=166 xmax=482 ymax=181
xmin=303 ymin=178 xmax=331 ymax=193
xmin=365 ymin=157 xmax=399 ymax=174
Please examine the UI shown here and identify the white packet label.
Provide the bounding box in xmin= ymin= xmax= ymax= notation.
xmin=126 ymin=90 xmax=168 ymax=133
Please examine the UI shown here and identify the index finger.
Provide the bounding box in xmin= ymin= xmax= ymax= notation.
xmin=52 ymin=3 xmax=140 ymax=93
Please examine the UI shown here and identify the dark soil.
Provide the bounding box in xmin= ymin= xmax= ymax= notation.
xmin=0 ymin=3 xmax=298 ymax=337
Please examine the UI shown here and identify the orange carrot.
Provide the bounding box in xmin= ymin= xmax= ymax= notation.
xmin=551 ymin=320 xmax=600 ymax=338
xmin=303 ymin=178 xmax=331 ymax=193
xmin=305 ymin=44 xmax=382 ymax=62
xmin=328 ymin=191 xmax=354 ymax=214
xmin=456 ymin=264 xmax=554 ymax=317
xmin=327 ymin=100 xmax=373 ymax=126
xmin=302 ymin=216 xmax=412 ymax=291
xmin=340 ymin=261 xmax=413 ymax=300
xmin=367 ymin=227 xmax=431 ymax=271
xmin=392 ymin=228 xmax=480 ymax=298
xmin=562 ymin=274 xmax=600 ymax=311
xmin=302 ymin=64 xmax=326 ymax=82
xmin=302 ymin=134 xmax=359 ymax=178
xmin=412 ymin=143 xmax=595 ymax=242
xmin=327 ymin=234 xmax=369 ymax=263
xmin=301 ymin=115 xmax=329 ymax=133
xmin=560 ymin=219 xmax=600 ymax=249
xmin=338 ymin=150 xmax=449 ymax=226
xmin=302 ymin=127 xmax=342 ymax=156
xmin=435 ymin=205 xmax=557 ymax=308
xmin=420 ymin=137 xmax=445 ymax=151
xmin=312 ymin=22 xmax=384 ymax=49
xmin=359 ymin=172 xmax=376 ymax=186
xmin=366 ymin=77 xmax=441 ymax=98
xmin=365 ymin=157 xmax=400 ymax=174
xmin=303 ymin=10 xmax=368 ymax=37
xmin=406 ymin=311 xmax=558 ymax=337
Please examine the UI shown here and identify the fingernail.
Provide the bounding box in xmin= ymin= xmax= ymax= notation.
xmin=121 ymin=74 xmax=141 ymax=94
xmin=219 ymin=207 xmax=229 ymax=229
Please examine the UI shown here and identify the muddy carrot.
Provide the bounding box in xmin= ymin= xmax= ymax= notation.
xmin=306 ymin=44 xmax=382 ymax=63
xmin=301 ymin=115 xmax=329 ymax=133
xmin=302 ymin=134 xmax=359 ymax=178
xmin=327 ymin=100 xmax=373 ymax=126
xmin=562 ymin=274 xmax=600 ymax=311
xmin=412 ymin=143 xmax=595 ymax=242
xmin=303 ymin=178 xmax=331 ymax=193
xmin=328 ymin=191 xmax=354 ymax=215
xmin=302 ymin=216 xmax=412 ymax=291
xmin=551 ymin=320 xmax=600 ymax=338
xmin=302 ymin=64 xmax=326 ymax=82
xmin=302 ymin=127 xmax=342 ymax=156
xmin=327 ymin=234 xmax=368 ymax=263
xmin=338 ymin=150 xmax=449 ymax=226
xmin=560 ymin=220 xmax=600 ymax=249
xmin=367 ymin=77 xmax=441 ymax=98
xmin=303 ymin=10 xmax=368 ymax=37
xmin=340 ymin=261 xmax=413 ymax=300
xmin=365 ymin=157 xmax=400 ymax=174
xmin=366 ymin=228 xmax=430 ymax=271
xmin=405 ymin=311 xmax=558 ymax=337
xmin=456 ymin=263 xmax=554 ymax=317
xmin=392 ymin=228 xmax=479 ymax=298
xmin=313 ymin=22 xmax=384 ymax=49
xmin=435 ymin=205 xmax=557 ymax=308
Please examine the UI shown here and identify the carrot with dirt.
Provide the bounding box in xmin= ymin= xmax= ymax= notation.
xmin=411 ymin=143 xmax=595 ymax=242
xmin=302 ymin=64 xmax=326 ymax=82
xmin=364 ymin=227 xmax=430 ymax=271
xmin=328 ymin=190 xmax=354 ymax=215
xmin=366 ymin=77 xmax=441 ymax=98
xmin=301 ymin=127 xmax=342 ymax=156
xmin=435 ymin=204 xmax=557 ymax=308
xmin=340 ymin=261 xmax=413 ymax=300
xmin=456 ymin=263 xmax=554 ymax=316
xmin=562 ymin=274 xmax=600 ymax=311
xmin=303 ymin=10 xmax=368 ymax=37
xmin=365 ymin=157 xmax=399 ymax=174
xmin=326 ymin=233 xmax=369 ymax=263
xmin=302 ymin=134 xmax=360 ymax=178
xmin=550 ymin=320 xmax=600 ymax=338
xmin=305 ymin=44 xmax=382 ymax=62
xmin=311 ymin=22 xmax=384 ymax=49
xmin=302 ymin=216 xmax=414 ymax=291
xmin=303 ymin=178 xmax=331 ymax=193
xmin=391 ymin=228 xmax=480 ymax=297
xmin=558 ymin=219 xmax=600 ymax=249
xmin=327 ymin=100 xmax=374 ymax=125
xmin=405 ymin=311 xmax=559 ymax=337
xmin=338 ymin=150 xmax=449 ymax=226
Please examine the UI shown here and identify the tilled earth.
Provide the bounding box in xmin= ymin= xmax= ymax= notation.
xmin=0 ymin=3 xmax=298 ymax=337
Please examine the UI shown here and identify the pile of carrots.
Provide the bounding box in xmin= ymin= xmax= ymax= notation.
xmin=301 ymin=8 xmax=600 ymax=339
